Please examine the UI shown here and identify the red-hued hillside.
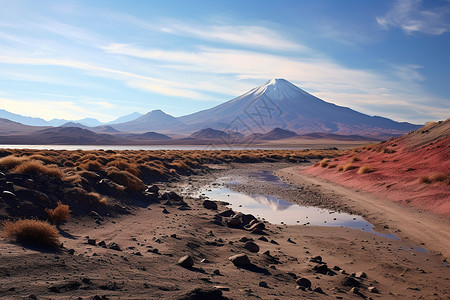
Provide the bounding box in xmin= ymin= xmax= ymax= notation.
xmin=304 ymin=119 xmax=450 ymax=217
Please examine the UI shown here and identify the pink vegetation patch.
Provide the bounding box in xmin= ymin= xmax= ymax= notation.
xmin=304 ymin=132 xmax=450 ymax=217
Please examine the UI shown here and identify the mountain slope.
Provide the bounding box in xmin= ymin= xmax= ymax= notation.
xmin=178 ymin=79 xmax=420 ymax=138
xmin=304 ymin=118 xmax=450 ymax=216
xmin=112 ymin=110 xmax=184 ymax=133
xmin=0 ymin=118 xmax=49 ymax=135
xmin=107 ymin=112 xmax=143 ymax=125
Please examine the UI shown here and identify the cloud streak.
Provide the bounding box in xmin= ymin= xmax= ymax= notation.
xmin=377 ymin=0 xmax=450 ymax=35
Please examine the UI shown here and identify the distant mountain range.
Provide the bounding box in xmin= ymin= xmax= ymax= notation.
xmin=0 ymin=78 xmax=424 ymax=144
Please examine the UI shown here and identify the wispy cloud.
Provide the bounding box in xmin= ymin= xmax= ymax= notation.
xmin=392 ymin=64 xmax=425 ymax=82
xmin=377 ymin=0 xmax=450 ymax=35
xmin=159 ymin=21 xmax=306 ymax=51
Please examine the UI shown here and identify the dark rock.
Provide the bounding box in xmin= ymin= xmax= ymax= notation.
xmin=87 ymin=239 xmax=96 ymax=245
xmin=296 ymin=277 xmax=312 ymax=289
xmin=108 ymin=242 xmax=121 ymax=251
xmin=244 ymin=241 xmax=259 ymax=253
xmin=239 ymin=236 xmax=253 ymax=242
xmin=229 ymin=253 xmax=251 ymax=266
xmin=90 ymin=211 xmax=104 ymax=221
xmin=213 ymin=269 xmax=221 ymax=275
xmin=68 ymin=249 xmax=75 ymax=255
xmin=269 ymin=239 xmax=279 ymax=245
xmin=287 ymin=238 xmax=296 ymax=244
xmin=82 ymin=277 xmax=92 ymax=284
xmin=259 ymin=281 xmax=268 ymax=288
xmin=203 ymin=200 xmax=218 ymax=210
xmin=98 ymin=241 xmax=107 ymax=248
xmin=177 ymin=288 xmax=229 ymax=300
xmin=162 ymin=208 xmax=170 ymax=214
xmin=178 ymin=255 xmax=194 ymax=268
xmin=216 ymin=209 xmax=235 ymax=217
xmin=355 ymin=271 xmax=367 ymax=278
xmin=313 ymin=263 xmax=330 ymax=274
xmin=2 ymin=190 xmax=16 ymax=201
xmin=310 ymin=255 xmax=322 ymax=263
xmin=258 ymin=236 xmax=268 ymax=242
xmin=342 ymin=276 xmax=361 ymax=287
xmin=146 ymin=185 xmax=160 ymax=194
xmin=26 ymin=294 xmax=37 ymax=300
xmin=226 ymin=217 xmax=241 ymax=227
xmin=313 ymin=286 xmax=324 ymax=294
xmin=161 ymin=191 xmax=183 ymax=202
xmin=248 ymin=222 xmax=265 ymax=233
xmin=368 ymin=286 xmax=379 ymax=293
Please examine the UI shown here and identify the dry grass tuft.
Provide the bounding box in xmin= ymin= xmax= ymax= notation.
xmin=45 ymin=202 xmax=71 ymax=225
xmin=357 ymin=164 xmax=376 ymax=174
xmin=420 ymin=172 xmax=450 ymax=185
xmin=338 ymin=163 xmax=358 ymax=172
xmin=107 ymin=169 xmax=145 ymax=191
xmin=327 ymin=163 xmax=337 ymax=169
xmin=319 ymin=159 xmax=330 ymax=168
xmin=350 ymin=156 xmax=360 ymax=163
xmin=0 ymin=155 xmax=28 ymax=169
xmin=2 ymin=219 xmax=60 ymax=248
xmin=11 ymin=160 xmax=63 ymax=178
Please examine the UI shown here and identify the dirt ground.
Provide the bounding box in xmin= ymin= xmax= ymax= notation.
xmin=0 ymin=162 xmax=449 ymax=299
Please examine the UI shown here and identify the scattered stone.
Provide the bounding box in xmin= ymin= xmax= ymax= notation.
xmin=287 ymin=238 xmax=296 ymax=244
xmin=313 ymin=286 xmax=324 ymax=294
xmin=26 ymin=294 xmax=37 ymax=300
xmin=342 ymin=276 xmax=361 ymax=287
xmin=82 ymin=278 xmax=92 ymax=284
xmin=216 ymin=209 xmax=235 ymax=217
xmin=178 ymin=288 xmax=229 ymax=300
xmin=355 ymin=271 xmax=367 ymax=278
xmin=213 ymin=286 xmax=229 ymax=291
xmin=162 ymin=208 xmax=169 ymax=214
xmin=259 ymin=281 xmax=269 ymax=288
xmin=270 ymin=239 xmax=279 ymax=245
xmin=239 ymin=236 xmax=253 ymax=242
xmin=368 ymin=286 xmax=379 ymax=293
xmin=68 ymin=249 xmax=75 ymax=255
xmin=203 ymin=200 xmax=218 ymax=210
xmin=248 ymin=222 xmax=265 ymax=234
xmin=296 ymin=277 xmax=312 ymax=288
xmin=170 ymin=234 xmax=177 ymax=238
xmin=108 ymin=242 xmax=121 ymax=251
xmin=89 ymin=211 xmax=103 ymax=221
xmin=98 ymin=241 xmax=107 ymax=248
xmin=229 ymin=253 xmax=251 ymax=266
xmin=146 ymin=185 xmax=160 ymax=193
xmin=258 ymin=236 xmax=268 ymax=242
xmin=87 ymin=239 xmax=96 ymax=246
xmin=213 ymin=269 xmax=221 ymax=275
xmin=310 ymin=255 xmax=322 ymax=263
xmin=244 ymin=241 xmax=259 ymax=253
xmin=178 ymin=255 xmax=194 ymax=268
xmin=226 ymin=217 xmax=241 ymax=227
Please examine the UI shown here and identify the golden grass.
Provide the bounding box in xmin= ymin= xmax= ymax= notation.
xmin=319 ymin=159 xmax=330 ymax=168
xmin=350 ymin=156 xmax=360 ymax=163
xmin=327 ymin=163 xmax=337 ymax=169
xmin=357 ymin=164 xmax=376 ymax=174
xmin=107 ymin=169 xmax=145 ymax=191
xmin=338 ymin=163 xmax=358 ymax=172
xmin=11 ymin=160 xmax=63 ymax=178
xmin=45 ymin=201 xmax=71 ymax=224
xmin=420 ymin=172 xmax=450 ymax=185
xmin=2 ymin=219 xmax=60 ymax=248
xmin=0 ymin=155 xmax=28 ymax=169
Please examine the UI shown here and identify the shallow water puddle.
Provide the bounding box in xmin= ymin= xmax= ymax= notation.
xmin=200 ymin=175 xmax=399 ymax=240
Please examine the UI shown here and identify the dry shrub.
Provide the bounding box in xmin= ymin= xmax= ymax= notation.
xmin=0 ymin=155 xmax=28 ymax=169
xmin=339 ymin=163 xmax=358 ymax=172
xmin=319 ymin=159 xmax=330 ymax=168
xmin=170 ymin=159 xmax=189 ymax=170
xmin=45 ymin=201 xmax=71 ymax=224
xmin=78 ymin=170 xmax=100 ymax=179
xmin=107 ymin=160 xmax=140 ymax=176
xmin=11 ymin=160 xmax=63 ymax=178
xmin=350 ymin=156 xmax=360 ymax=163
xmin=63 ymin=161 xmax=75 ymax=167
xmin=327 ymin=163 xmax=337 ymax=169
xmin=107 ymin=169 xmax=145 ymax=191
xmin=62 ymin=174 xmax=82 ymax=184
xmin=357 ymin=164 xmax=376 ymax=174
xmin=79 ymin=160 xmax=104 ymax=172
xmin=29 ymin=154 xmax=56 ymax=164
xmin=88 ymin=192 xmax=111 ymax=206
xmin=2 ymin=219 xmax=60 ymax=248
xmin=420 ymin=172 xmax=450 ymax=185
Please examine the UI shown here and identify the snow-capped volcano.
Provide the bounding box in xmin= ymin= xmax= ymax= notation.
xmin=178 ymin=78 xmax=420 ymax=138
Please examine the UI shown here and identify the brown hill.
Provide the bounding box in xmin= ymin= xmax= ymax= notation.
xmin=304 ymin=118 xmax=450 ymax=216
xmin=0 ymin=118 xmax=49 ymax=135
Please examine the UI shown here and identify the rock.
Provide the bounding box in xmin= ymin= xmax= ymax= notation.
xmin=229 ymin=253 xmax=251 ymax=266
xmin=90 ymin=211 xmax=104 ymax=221
xmin=108 ymin=242 xmax=121 ymax=251
xmin=26 ymin=294 xmax=37 ymax=299
xmin=296 ymin=277 xmax=312 ymax=289
xmin=313 ymin=263 xmax=330 ymax=275
xmin=355 ymin=271 xmax=367 ymax=278
xmin=177 ymin=288 xmax=229 ymax=300
xmin=259 ymin=281 xmax=268 ymax=288
xmin=258 ymin=236 xmax=268 ymax=242
xmin=342 ymin=276 xmax=361 ymax=287
xmin=161 ymin=191 xmax=183 ymax=202
xmin=2 ymin=191 xmax=16 ymax=201
xmin=287 ymin=238 xmax=296 ymax=244
xmin=203 ymin=200 xmax=218 ymax=210
xmin=247 ymin=222 xmax=265 ymax=233
xmin=162 ymin=208 xmax=169 ymax=214
xmin=244 ymin=241 xmax=259 ymax=253
xmin=98 ymin=241 xmax=107 ymax=248
xmin=213 ymin=269 xmax=221 ymax=275
xmin=269 ymin=239 xmax=279 ymax=245
xmin=368 ymin=286 xmax=379 ymax=293
xmin=87 ymin=239 xmax=96 ymax=245
xmin=146 ymin=185 xmax=160 ymax=193
xmin=239 ymin=236 xmax=253 ymax=242
xmin=213 ymin=286 xmax=229 ymax=291
xmin=226 ymin=217 xmax=241 ymax=227
xmin=178 ymin=255 xmax=194 ymax=268
xmin=313 ymin=286 xmax=324 ymax=294
xmin=310 ymin=255 xmax=322 ymax=263
xmin=350 ymin=287 xmax=359 ymax=294
xmin=68 ymin=249 xmax=75 ymax=255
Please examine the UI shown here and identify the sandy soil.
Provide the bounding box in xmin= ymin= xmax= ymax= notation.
xmin=1 ymin=163 xmax=449 ymax=299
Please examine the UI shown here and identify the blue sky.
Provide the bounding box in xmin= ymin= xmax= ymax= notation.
xmin=0 ymin=0 xmax=449 ymax=124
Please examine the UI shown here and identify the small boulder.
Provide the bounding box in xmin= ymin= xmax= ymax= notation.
xmin=87 ymin=239 xmax=96 ymax=245
xmin=259 ymin=281 xmax=268 ymax=288
xmin=229 ymin=253 xmax=251 ymax=266
xmin=177 ymin=288 xmax=228 ymax=300
xmin=244 ymin=241 xmax=259 ymax=253
xmin=203 ymin=200 xmax=218 ymax=210
xmin=313 ymin=286 xmax=324 ymax=294
xmin=296 ymin=277 xmax=312 ymax=289
xmin=310 ymin=255 xmax=322 ymax=263
xmin=178 ymin=255 xmax=194 ymax=268
xmin=368 ymin=286 xmax=379 ymax=293
xmin=108 ymin=242 xmax=121 ymax=251
xmin=226 ymin=217 xmax=241 ymax=227
xmin=355 ymin=271 xmax=367 ymax=278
